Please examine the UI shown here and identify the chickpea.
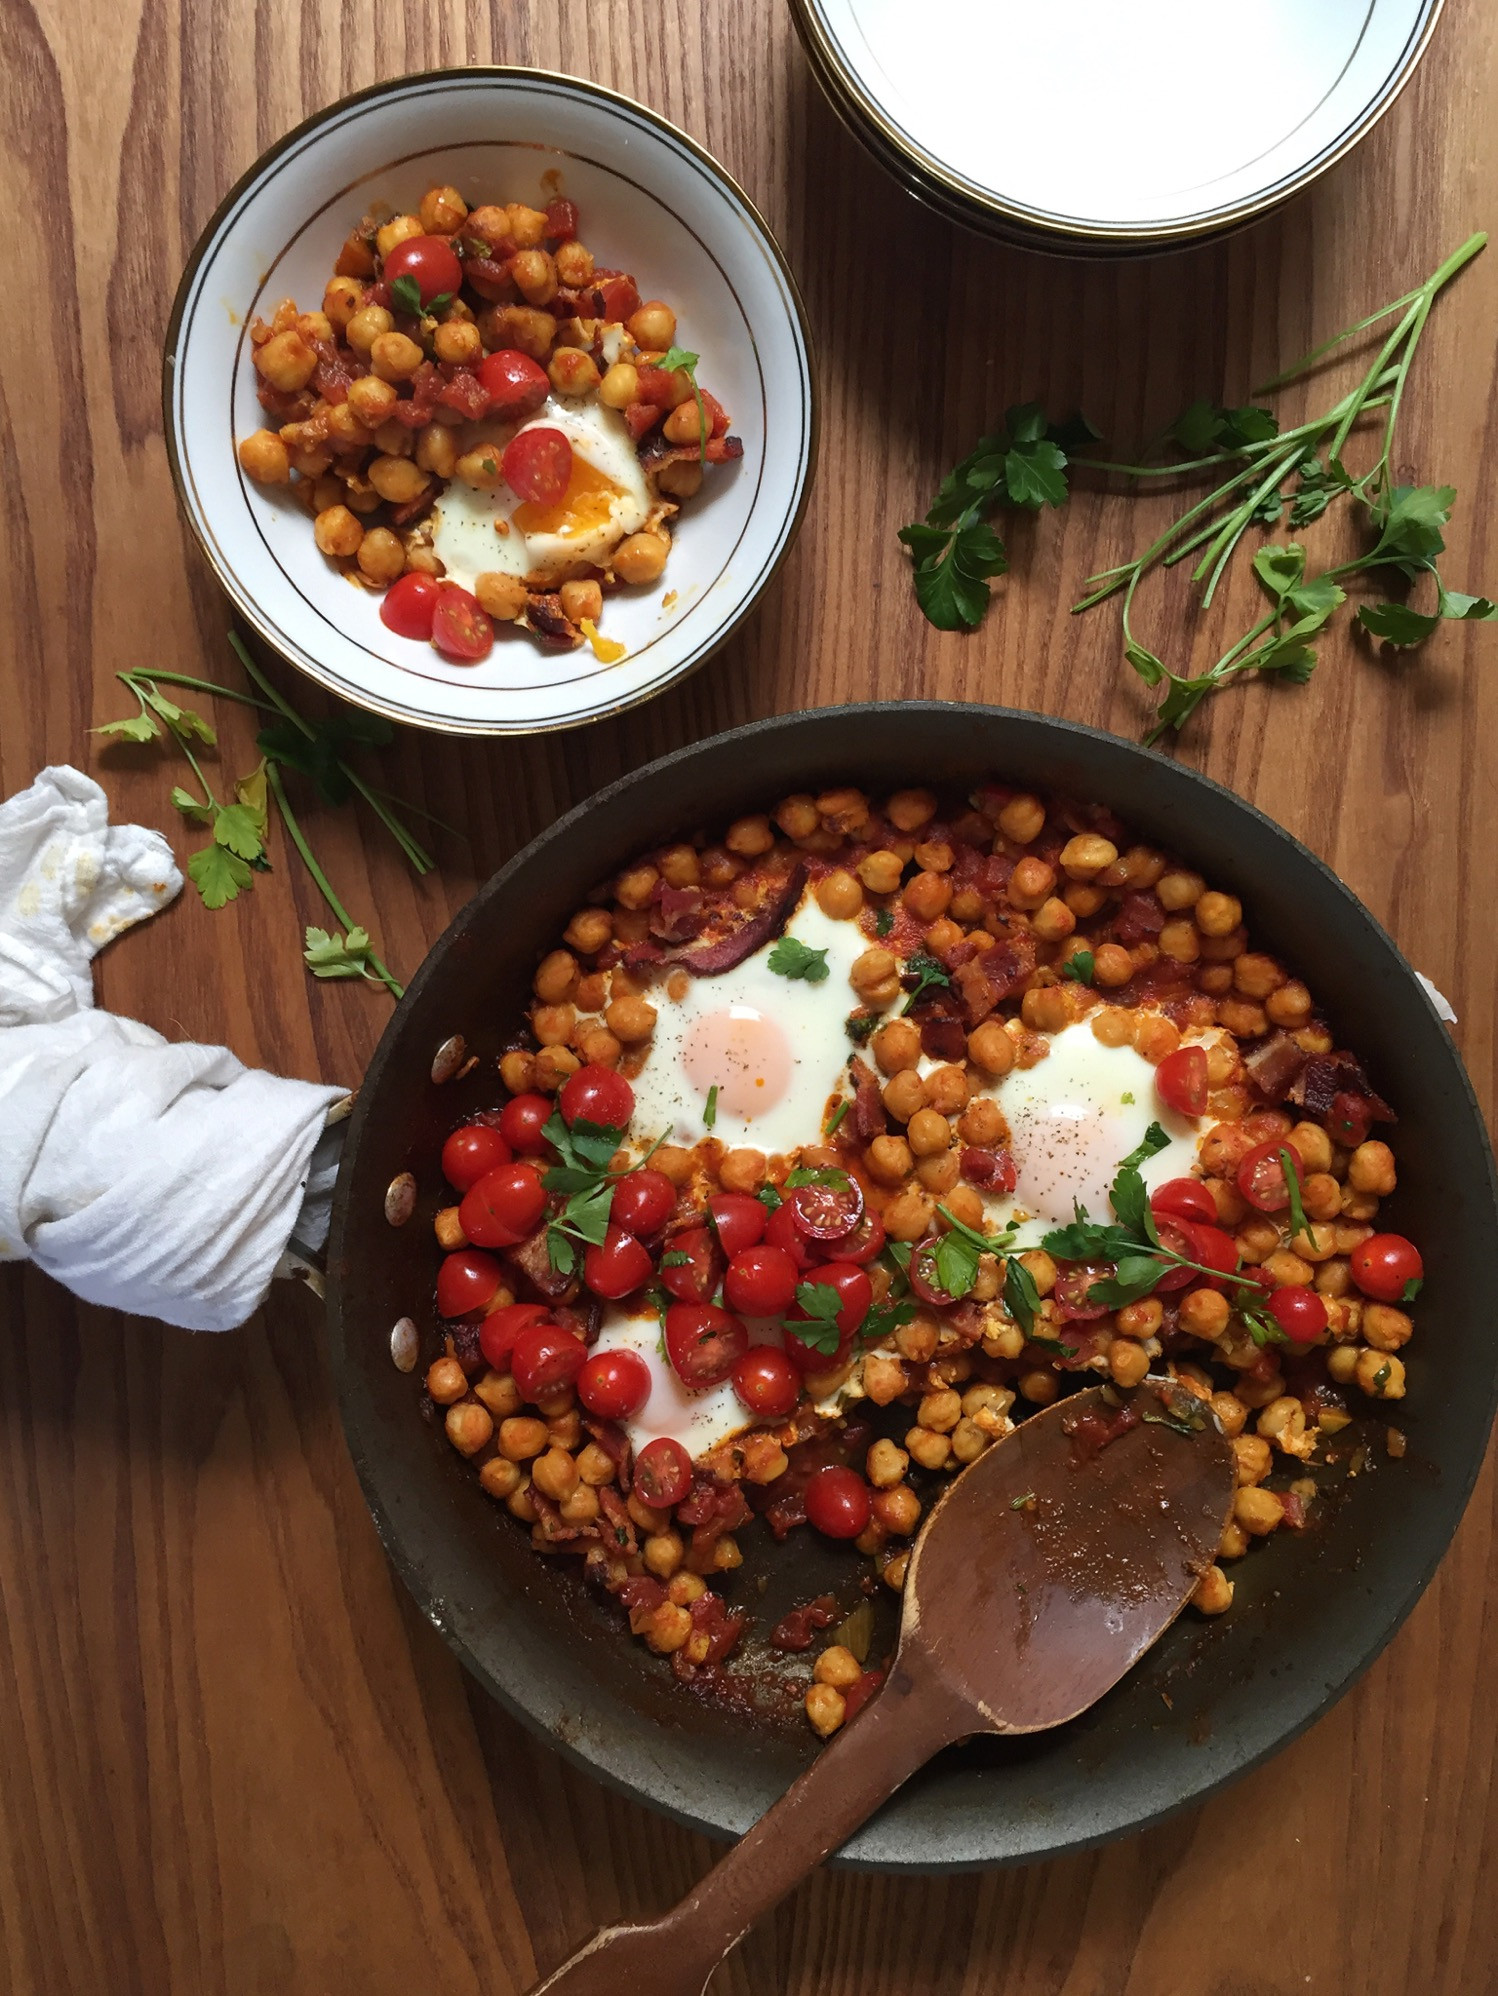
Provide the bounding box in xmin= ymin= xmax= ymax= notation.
xmin=1208 ymin=1391 xmax=1247 ymax=1439
xmin=498 ymin=1417 xmax=549 ymax=1463
xmin=1233 ymin=952 xmax=1285 ymax=1000
xmin=867 ymin=1438 xmax=909 ymax=1488
xmin=445 ymin=1402 xmax=493 ymax=1457
xmin=915 ymin=1388 xmax=961 ymax=1434
xmin=719 ymin=817 xmax=772 ymax=863
xmin=1267 ymin=981 xmax=1313 ymax=1027
xmin=505 ymin=202 xmax=548 ymax=248
xmin=862 ymin=1353 xmax=909 ymax=1404
xmin=375 ymin=213 xmax=424 ymax=258
xmin=916 ymin=1151 xmax=960 ymax=1197
xmin=644 ymin=1602 xmax=693 ymax=1656
xmin=467 ymin=572 xmax=524 ymax=624
xmin=806 ymin=868 xmax=861 ymax=923
xmin=896 ymin=870 xmax=947 ymax=923
xmin=867 ymin=1018 xmax=919 ymax=1077
xmin=500 ymin=1049 xmax=537 ymax=1094
xmin=809 ymin=1644 xmax=861 ymax=1692
xmin=549 ymin=346 xmax=600 ymax=397
xmin=650 ymin=1145 xmax=692 ymax=1187
xmin=366 ymin=330 xmax=423 ymax=384
xmin=967 ymin=1019 xmax=1016 ymax=1077
xmin=1008 ymin=856 xmax=1056 ymax=910
xmin=237 ymin=429 xmax=291 ymax=484
xmin=881 ymin=1071 xmax=926 ymax=1124
xmin=1115 ymin=1297 xmax=1164 ymax=1339
xmin=1363 ymin=1303 xmax=1412 ymax=1352
xmin=346 ymin=304 xmax=395 ymax=355
xmin=356 ymin=527 xmax=406 ymax=585
xmin=473 ymin=1370 xmax=523 ymax=1420
xmin=638 ymin=1529 xmax=684 ymax=1580
xmin=1132 ymin=1013 xmax=1181 ymax=1064
xmin=597 ymin=361 xmax=642 ymax=413
xmin=850 ymin=949 xmax=900 ymax=1005
xmin=535 ymin=1044 xmax=581 ymax=1094
xmin=1154 ymin=870 xmax=1203 ymax=913
xmin=629 ymin=300 xmax=678 ymax=349
xmin=532 ymin=1002 xmax=577 ymax=1048
xmin=1192 ymin=1565 xmax=1235 ymax=1615
xmin=323 ymin=275 xmax=364 ymax=329
xmin=362 ymin=454 xmax=425 ymax=506
xmin=426 ymin=1356 xmax=468 ymax=1405
xmin=599 ymin=997 xmax=653 ymax=1049
xmin=1348 ymin=1141 xmax=1396 ymax=1196
xmin=479 ymin=304 xmax=557 ymax=359
xmin=1107 ymin=1339 xmax=1150 ymax=1388
xmin=341 ymin=377 xmax=394 ymax=431
xmin=1234 ymin=1486 xmax=1285 ymax=1536
xmin=906 ymin=1108 xmax=951 ymax=1158
xmin=479 ymin=1457 xmax=523 ymax=1501
xmin=531 ymin=1447 xmax=580 ymax=1502
xmin=857 ymin=1131 xmax=912 ymax=1188
xmin=531 ymin=948 xmax=578 ymax=1004
xmin=1179 ymin=1287 xmax=1230 ymax=1339
xmin=1030 ymin=897 xmax=1076 ymax=945
xmin=906 ymin=1426 xmax=952 ymax=1472
xmin=313 ymin=505 xmax=364 ymax=558
xmin=253 ymin=329 xmax=317 ymax=392
xmin=1232 ymin=1433 xmax=1273 ymax=1486
xmin=428 ymin=316 xmax=481 ymax=366
xmin=1158 ymin=919 xmax=1201 ymax=964
xmin=884 ymin=1188 xmax=935 ymax=1241
xmin=416 ymin=183 xmax=466 ymax=234
xmin=805 ymin=1683 xmax=847 ymax=1739
xmin=1355 ymin=1348 xmax=1406 ymax=1398
xmin=551 ymin=237 xmax=594 ymax=285
xmin=997 ymin=794 xmax=1046 ymax=843
xmin=612 ymin=531 xmax=670 ymax=585
xmin=1261 ymin=1248 xmax=1314 ymax=1289
xmin=1060 ymin=833 xmax=1118 ymax=879
xmin=851 ymin=852 xmax=900 ymax=899
xmin=1018 ymin=1369 xmax=1059 ymax=1406
xmin=1021 ymin=985 xmax=1073 ymax=1037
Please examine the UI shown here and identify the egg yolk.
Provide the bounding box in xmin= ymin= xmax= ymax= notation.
xmin=1009 ymin=1097 xmax=1130 ymax=1225
xmin=513 ymin=454 xmax=622 ymax=539
xmin=683 ymin=1006 xmax=792 ymax=1120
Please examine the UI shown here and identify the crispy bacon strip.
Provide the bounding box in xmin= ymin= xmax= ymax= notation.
xmin=672 ymin=861 xmax=806 ymax=975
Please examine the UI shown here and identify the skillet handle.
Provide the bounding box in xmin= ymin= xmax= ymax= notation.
xmin=523 ymin=1658 xmax=973 ymax=1995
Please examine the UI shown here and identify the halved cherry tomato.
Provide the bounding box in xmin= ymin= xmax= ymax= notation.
xmin=820 ymin=1206 xmax=886 ymax=1265
xmin=723 ymin=1244 xmax=799 ymax=1317
xmin=1155 ymin=1044 xmax=1208 ymax=1118
xmin=503 ymin=425 xmax=572 ymax=505
xmin=1151 ymin=1219 xmax=1203 ymax=1292
xmin=1349 ymin=1232 xmax=1424 ymax=1302
xmin=1236 ymin=1140 xmax=1303 ymax=1214
xmin=441 ymin=1123 xmax=512 ymax=1192
xmin=499 ymin=1092 xmax=554 ymax=1155
xmin=731 ymin=1347 xmax=802 ymax=1420
xmin=1175 ymin=1217 xmax=1241 ymax=1289
xmin=1268 ymin=1285 xmax=1329 ymax=1344
xmin=477 ymin=348 xmax=550 ymax=418
xmin=436 ymin=1249 xmax=505 ymax=1320
xmin=382 ymin=233 xmax=462 ymax=307
xmin=583 ymin=1225 xmax=653 ymax=1300
xmin=560 ymin=1064 xmax=634 ymax=1130
xmin=610 ymin=1168 xmax=675 ymax=1238
xmin=1053 ymin=1264 xmax=1112 ymax=1322
xmin=659 ymin=1226 xmax=723 ymax=1304
xmin=635 ymin=1437 xmax=692 ymax=1508
xmin=431 ymin=584 xmax=493 ymax=662
xmin=458 ymin=1161 xmax=546 ymax=1247
xmin=664 ymin=1302 xmax=748 ymax=1388
xmin=765 ymin=1200 xmax=816 ymax=1270
xmin=1149 ymin=1177 xmax=1217 ymax=1226
xmin=379 ymin=570 xmax=443 ymax=639
xmin=908 ymin=1235 xmax=961 ymax=1308
xmin=577 ymin=1347 xmax=651 ymax=1421
xmin=804 ymin=1465 xmax=871 ymax=1540
xmin=708 ymin=1193 xmax=767 ymax=1257
xmin=479 ymin=1301 xmax=552 ymax=1370
xmin=511 ymin=1323 xmax=587 ymax=1399
xmin=789 ymin=1175 xmax=865 ymax=1242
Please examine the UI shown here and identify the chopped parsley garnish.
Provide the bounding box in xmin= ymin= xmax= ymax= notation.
xmin=756 ymin=1184 xmax=783 ymax=1212
xmin=785 ymin=1166 xmax=849 ymax=1190
xmin=1281 ymin=1146 xmax=1309 ymax=1240
xmin=703 ymin=1084 xmax=719 ymax=1130
xmin=874 ymin=907 xmax=895 ymax=937
xmin=659 ymin=345 xmax=709 ymax=462
xmin=1003 ymin=1255 xmax=1041 ymax=1336
xmin=900 ymin=951 xmax=952 ymax=1015
xmin=824 ymin=1099 xmax=850 ymax=1136
xmin=540 ymin=1112 xmax=663 ymax=1274
xmin=1061 ymin=949 xmax=1096 ymax=985
xmin=783 ymin=1281 xmax=845 ymax=1357
xmin=768 ymin=935 xmax=830 ymax=982
xmin=845 ymin=1010 xmax=880 ymax=1045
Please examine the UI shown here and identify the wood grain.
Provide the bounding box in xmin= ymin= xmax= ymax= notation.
xmin=2 ymin=0 xmax=1496 ymax=1989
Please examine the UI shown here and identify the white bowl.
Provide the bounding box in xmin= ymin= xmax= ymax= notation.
xmin=164 ymin=68 xmax=816 ymax=735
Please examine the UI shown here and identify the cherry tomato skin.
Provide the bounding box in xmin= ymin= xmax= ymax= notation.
xmin=609 ymin=1168 xmax=676 ymax=1238
xmin=664 ymin=1303 xmax=749 ymax=1389
xmin=1236 ymin=1140 xmax=1303 ymax=1214
xmin=479 ymin=1301 xmax=552 ymax=1369
xmin=1052 ymin=1264 xmax=1112 ymax=1322
xmin=765 ymin=1200 xmax=816 ymax=1270
xmin=635 ymin=1437 xmax=693 ymax=1508
xmin=577 ymin=1347 xmax=652 ymax=1422
xmin=498 ymin=1092 xmax=554 ymax=1156
xmin=379 ymin=570 xmax=443 ymax=639
xmin=908 ymin=1235 xmax=960 ymax=1308
xmin=659 ymin=1226 xmax=723 ymax=1304
xmin=1175 ymin=1218 xmax=1241 ymax=1291
xmin=582 ymin=1225 xmax=653 ymax=1300
xmin=431 ymin=584 xmax=494 ymax=662
xmin=382 ymin=234 xmax=463 ymax=306
xmin=1327 ymin=1092 xmax=1374 ymax=1149
xmin=458 ymin=1161 xmax=546 ymax=1247
xmin=731 ymin=1347 xmax=802 ymax=1420
xmin=511 ymin=1324 xmax=588 ymax=1400
xmin=435 ymin=1249 xmax=505 ymax=1319
xmin=1155 ymin=1044 xmax=1209 ymax=1119
xmin=1152 ymin=1218 xmax=1202 ymax=1292
xmin=819 ymin=1205 xmax=886 ymax=1265
xmin=804 ymin=1262 xmax=872 ymax=1337
xmin=804 ymin=1465 xmax=872 ymax=1541
xmin=1149 ymin=1177 xmax=1218 ymax=1226
xmin=441 ymin=1123 xmax=512 ymax=1192
xmin=723 ymin=1243 xmax=800 ymax=1317
xmin=789 ymin=1176 xmax=865 ymax=1242
xmin=502 ymin=425 xmax=573 ymax=506
xmin=477 ymin=348 xmax=550 ymax=419
xmin=1268 ymin=1285 xmax=1329 ymax=1344
xmin=559 ymin=1064 xmax=635 ymax=1131
xmin=709 ymin=1193 xmax=768 ymax=1257
xmin=1350 ymin=1233 xmax=1424 ymax=1302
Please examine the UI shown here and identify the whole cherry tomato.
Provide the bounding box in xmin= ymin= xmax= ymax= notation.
xmin=577 ymin=1347 xmax=652 ymax=1422
xmin=477 ymin=348 xmax=550 ymax=418
xmin=659 ymin=1226 xmax=724 ymax=1304
xmin=1327 ymin=1092 xmax=1373 ymax=1148
xmin=634 ymin=1437 xmax=693 ymax=1508
xmin=379 ymin=570 xmax=443 ymax=639
xmin=1149 ymin=1177 xmax=1218 ymax=1226
xmin=381 ymin=233 xmax=462 ymax=307
xmin=730 ymin=1347 xmax=802 ymax=1420
xmin=765 ymin=1199 xmax=816 ymax=1270
xmin=458 ymin=1161 xmax=546 ymax=1247
xmin=1155 ymin=1044 xmax=1208 ymax=1119
xmin=478 ymin=1301 xmax=552 ymax=1370
xmin=788 ymin=1175 xmax=864 ymax=1242
xmin=820 ymin=1206 xmax=886 ymax=1265
xmin=664 ymin=1302 xmax=748 ymax=1388
xmin=1268 ymin=1285 xmax=1329 ymax=1344
xmin=583 ymin=1225 xmax=653 ymax=1300
xmin=1236 ymin=1140 xmax=1303 ymax=1214
xmin=804 ymin=1465 xmax=871 ymax=1540
xmin=708 ymin=1192 xmax=767 ymax=1257
xmin=435 ymin=1249 xmax=505 ymax=1319
xmin=431 ymin=584 xmax=493 ymax=662
xmin=802 ymin=1262 xmax=872 ymax=1338
xmin=610 ymin=1168 xmax=676 ymax=1238
xmin=499 ymin=1092 xmax=554 ymax=1155
xmin=560 ymin=1064 xmax=634 ymax=1130
xmin=1175 ymin=1217 xmax=1242 ymax=1290
xmin=441 ymin=1123 xmax=512 ymax=1192
xmin=1350 ymin=1232 xmax=1424 ymax=1302
xmin=503 ymin=425 xmax=572 ymax=506
xmin=511 ymin=1323 xmax=587 ymax=1400
xmin=723 ymin=1243 xmax=800 ymax=1317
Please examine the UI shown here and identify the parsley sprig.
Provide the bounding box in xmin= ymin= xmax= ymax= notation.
xmin=900 ymin=951 xmax=952 ymax=1015
xmin=767 ymin=935 xmax=830 ymax=982
xmin=540 ymin=1119 xmax=670 ymax=1275
xmin=660 ymin=346 xmax=709 ymax=461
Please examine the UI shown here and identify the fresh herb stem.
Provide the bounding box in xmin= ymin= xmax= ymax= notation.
xmin=265 ymin=764 xmax=403 ymax=999
xmin=121 ymin=667 xmax=276 ymax=713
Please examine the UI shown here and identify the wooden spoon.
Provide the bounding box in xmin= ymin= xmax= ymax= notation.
xmin=526 ymin=1377 xmax=1234 ymax=1996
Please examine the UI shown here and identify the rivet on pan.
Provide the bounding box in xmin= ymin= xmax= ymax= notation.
xmin=431 ymin=1034 xmax=467 ymax=1084
xmin=385 ymin=1172 xmax=417 ymax=1226
xmin=390 ymin=1317 xmax=419 ymax=1372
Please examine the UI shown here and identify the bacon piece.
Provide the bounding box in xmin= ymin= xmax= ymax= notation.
xmin=463 ymin=255 xmax=516 ymax=302
xmin=554 ymin=1293 xmax=604 ymax=1348
xmin=526 ymin=593 xmax=581 ymax=648
xmin=1280 ymin=1490 xmax=1307 ymax=1530
xmin=914 ymin=997 xmax=967 ymax=1062
xmin=650 ymin=885 xmax=705 ymax=942
xmin=770 ymin=1594 xmax=839 ymax=1653
xmin=845 ymin=1057 xmax=885 ymax=1141
xmin=677 ymin=1475 xmax=751 ymax=1573
xmin=672 ymin=862 xmax=807 ymax=975
xmin=435 ymin=366 xmax=490 ymax=421
xmin=953 ymin=931 xmax=1036 ymax=1022
xmin=671 ymin=1590 xmax=748 ymax=1680
xmin=599 ymin=1487 xmax=638 ymax=1558
xmin=504 ymin=1224 xmax=574 ymax=1301
xmin=310 ymin=337 xmax=357 ymax=405
xmin=256 ymin=381 xmax=311 ymax=422
xmin=1290 ymin=1052 xmax=1394 ymax=1125
xmin=960 ymin=1146 xmax=1017 ymax=1192
xmin=1244 ymin=1030 xmax=1307 ymax=1102
xmin=545 ymin=196 xmax=580 ymax=239
xmin=528 ymin=1490 xmax=589 ymax=1545
xmin=621 ymin=939 xmax=667 ymax=973
xmin=624 ymin=400 xmax=661 ymax=440
xmin=387 ymin=487 xmax=436 ymax=529
xmin=582 ymin=1417 xmax=633 ymax=1493
xmin=1112 ymin=891 xmax=1166 ymax=945
xmin=637 ymin=434 xmax=745 ymax=474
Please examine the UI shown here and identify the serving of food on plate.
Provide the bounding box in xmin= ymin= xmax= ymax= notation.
xmin=409 ymin=771 xmax=1423 ymax=1740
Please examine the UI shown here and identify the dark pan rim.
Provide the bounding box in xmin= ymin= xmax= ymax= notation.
xmin=327 ymin=701 xmax=1498 ymax=1870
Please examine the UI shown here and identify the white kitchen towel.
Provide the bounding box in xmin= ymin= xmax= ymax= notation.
xmin=0 ymin=766 xmax=346 ymax=1330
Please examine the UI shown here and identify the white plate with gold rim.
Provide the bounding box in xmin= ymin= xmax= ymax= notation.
xmin=164 ymin=68 xmax=816 ymax=736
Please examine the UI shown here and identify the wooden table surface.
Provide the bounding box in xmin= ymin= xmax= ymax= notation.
xmin=4 ymin=1 xmax=1498 ymax=1989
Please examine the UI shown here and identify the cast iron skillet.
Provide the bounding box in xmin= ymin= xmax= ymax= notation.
xmin=326 ymin=703 xmax=1498 ymax=1871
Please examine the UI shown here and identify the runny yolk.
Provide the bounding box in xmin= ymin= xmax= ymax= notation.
xmin=513 ymin=454 xmax=622 ymax=538
xmin=683 ymin=1007 xmax=793 ymax=1121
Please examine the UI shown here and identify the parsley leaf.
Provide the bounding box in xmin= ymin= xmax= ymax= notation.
xmin=257 ymin=706 xmax=395 ymax=807
xmin=756 ymin=1185 xmax=783 ymax=1213
xmin=1061 ymin=949 xmax=1095 ymax=985
xmin=389 ymin=274 xmax=425 ymax=316
xmin=874 ymin=908 xmax=895 ymax=937
xmin=93 ymin=711 xmax=161 ymax=743
xmin=213 ymin=801 xmax=265 ymax=862
xmin=900 ymin=951 xmax=952 ymax=1015
xmin=931 ymin=1205 xmax=1004 ymax=1300
xmin=1028 ymin=1333 xmax=1079 ymax=1359
xmin=845 ymin=1010 xmax=880 ymax=1045
xmin=659 ymin=346 xmax=709 ymax=461
xmin=1003 ymin=1255 xmax=1040 ymax=1335
xmin=785 ymin=1281 xmax=845 ymax=1357
xmin=1402 ymin=1276 xmax=1423 ymax=1302
xmin=859 ymin=1298 xmax=917 ymax=1347
xmin=304 ymin=924 xmax=378 ymax=980
xmin=767 ymin=935 xmax=830 ymax=983
xmin=785 ymin=1166 xmax=849 ymax=1190
xmin=187 ymin=842 xmax=253 ymax=909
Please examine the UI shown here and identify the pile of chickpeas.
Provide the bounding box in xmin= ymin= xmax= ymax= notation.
xmin=430 ymin=779 xmax=1415 ymax=1739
